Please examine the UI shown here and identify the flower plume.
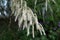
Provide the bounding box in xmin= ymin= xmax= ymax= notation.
xmin=11 ymin=0 xmax=46 ymax=38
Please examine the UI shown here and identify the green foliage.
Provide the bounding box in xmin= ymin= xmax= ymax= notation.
xmin=0 ymin=0 xmax=60 ymax=40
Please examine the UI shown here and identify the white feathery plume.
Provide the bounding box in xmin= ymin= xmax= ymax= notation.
xmin=11 ymin=0 xmax=46 ymax=38
xmin=27 ymin=24 xmax=30 ymax=36
xmin=32 ymin=23 xmax=34 ymax=38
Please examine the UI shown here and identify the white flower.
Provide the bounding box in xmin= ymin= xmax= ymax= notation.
xmin=11 ymin=0 xmax=46 ymax=38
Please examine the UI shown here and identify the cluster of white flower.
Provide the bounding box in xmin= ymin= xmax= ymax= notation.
xmin=11 ymin=0 xmax=46 ymax=38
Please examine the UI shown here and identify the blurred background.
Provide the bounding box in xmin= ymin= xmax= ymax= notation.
xmin=0 ymin=0 xmax=60 ymax=40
